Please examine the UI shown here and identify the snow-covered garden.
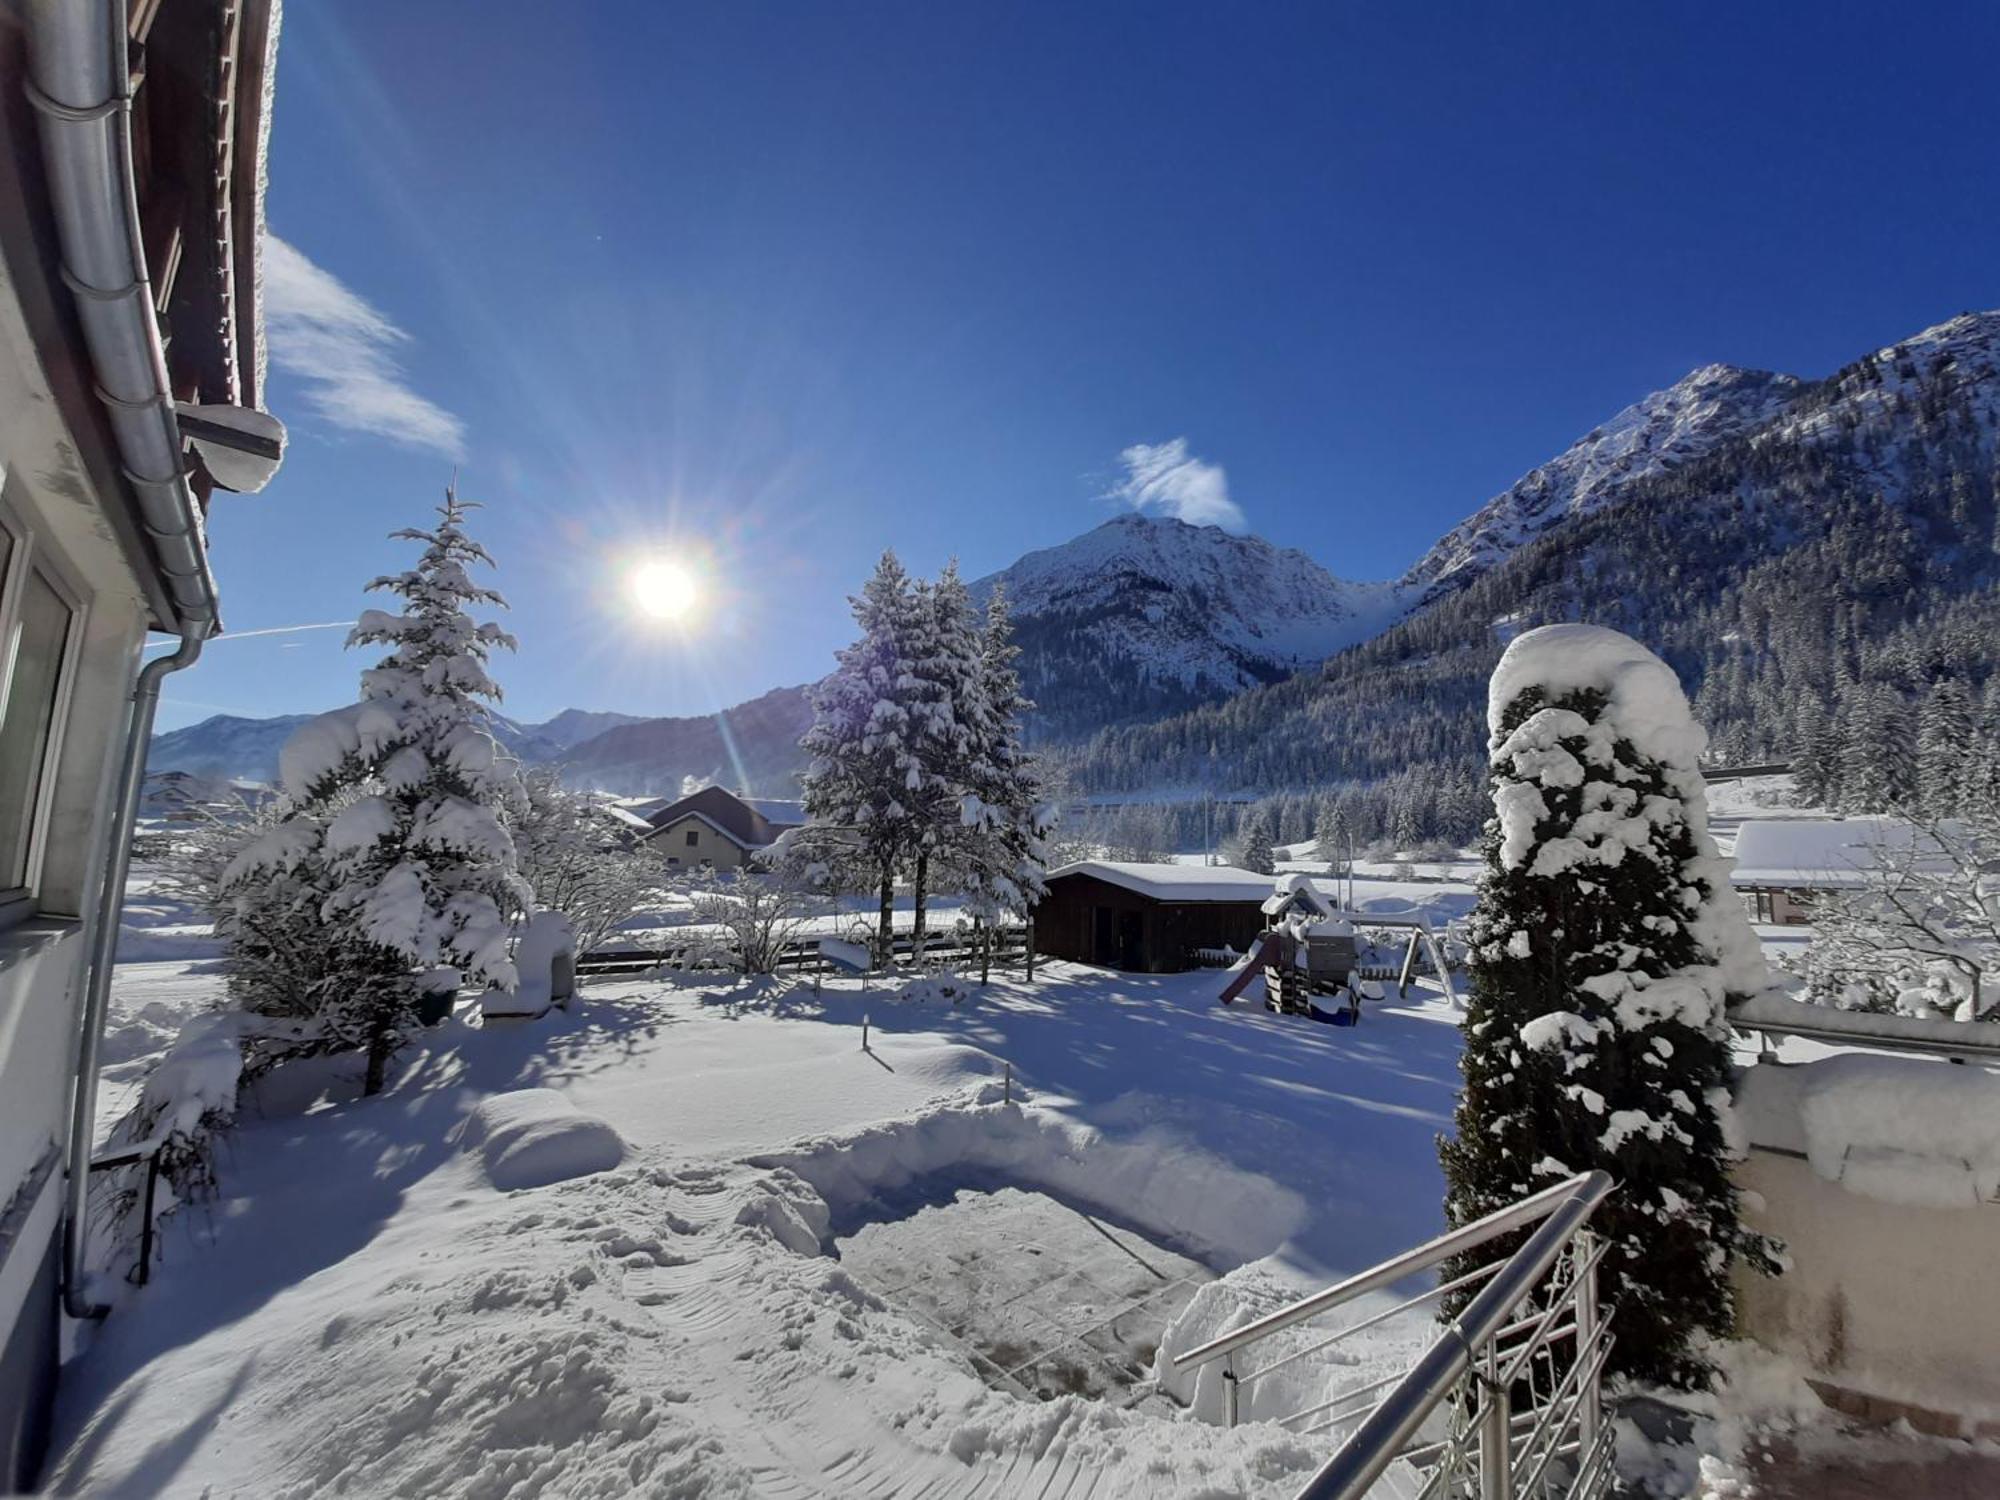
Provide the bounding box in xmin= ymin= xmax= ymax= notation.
xmin=46 ymin=507 xmax=2000 ymax=1499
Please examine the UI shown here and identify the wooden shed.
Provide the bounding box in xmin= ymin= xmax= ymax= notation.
xmin=1033 ymin=861 xmax=1274 ymax=973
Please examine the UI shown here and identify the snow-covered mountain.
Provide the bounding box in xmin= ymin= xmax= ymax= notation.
xmin=149 ymin=707 xmax=643 ymax=786
xmin=549 ymin=685 xmax=815 ymax=798
xmin=972 ymin=514 xmax=1401 ymax=740
xmin=1072 ymin=308 xmax=2000 ymax=827
xmin=524 ymin=708 xmax=649 ymax=752
xmin=1401 ymin=364 xmax=1804 ymax=604
xmin=147 ymin=713 xmax=315 ymax=784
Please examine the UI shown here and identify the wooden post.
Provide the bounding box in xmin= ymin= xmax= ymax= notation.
xmin=1397 ymin=932 xmax=1420 ymax=997
xmin=862 ymin=1013 xmax=870 ymax=1050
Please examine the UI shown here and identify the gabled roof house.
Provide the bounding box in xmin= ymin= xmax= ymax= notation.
xmin=641 ymin=786 xmax=804 ymax=870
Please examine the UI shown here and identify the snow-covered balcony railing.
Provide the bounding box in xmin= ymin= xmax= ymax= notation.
xmin=1729 ymin=991 xmax=2000 ymax=1063
xmin=1170 ymin=1170 xmax=1615 ymax=1500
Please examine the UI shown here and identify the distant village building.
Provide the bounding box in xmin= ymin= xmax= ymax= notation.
xmin=1729 ymin=817 xmax=1936 ymax=926
xmin=641 ymin=786 xmax=803 ymax=870
xmin=1033 ymin=861 xmax=1273 ymax=972
xmin=0 ymin=0 xmax=285 ymax=1484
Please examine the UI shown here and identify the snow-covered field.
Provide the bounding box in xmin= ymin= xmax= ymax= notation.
xmin=55 ymin=931 xmax=1471 ymax=1497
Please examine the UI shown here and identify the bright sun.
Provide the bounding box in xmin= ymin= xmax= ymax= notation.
xmin=630 ymin=559 xmax=700 ymax=621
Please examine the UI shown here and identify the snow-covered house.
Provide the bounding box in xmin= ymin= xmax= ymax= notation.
xmin=0 ymin=2 xmax=284 ymax=1485
xmin=1034 ymin=861 xmax=1273 ymax=972
xmin=640 ymin=786 xmax=803 ymax=870
xmin=1730 ymin=817 xmax=1939 ymax=925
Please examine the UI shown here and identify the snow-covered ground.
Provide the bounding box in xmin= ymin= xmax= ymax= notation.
xmin=55 ymin=938 xmax=1470 ymax=1497
xmin=64 ymin=816 xmax=1962 ymax=1495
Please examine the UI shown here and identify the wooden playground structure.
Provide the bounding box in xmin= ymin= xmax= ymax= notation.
xmin=1219 ymin=879 xmax=1458 ymax=1024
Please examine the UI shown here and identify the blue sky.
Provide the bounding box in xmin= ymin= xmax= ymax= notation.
xmin=163 ymin=0 xmax=2000 ymax=732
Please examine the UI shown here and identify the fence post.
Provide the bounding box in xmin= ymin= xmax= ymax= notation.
xmin=862 ymin=1014 xmax=870 ymax=1051
xmin=1575 ymin=1228 xmax=1600 ymax=1454
xmin=1478 ymin=1338 xmax=1513 ymax=1500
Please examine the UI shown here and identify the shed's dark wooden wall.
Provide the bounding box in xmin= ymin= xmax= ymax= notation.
xmin=1033 ymin=874 xmax=1265 ymax=972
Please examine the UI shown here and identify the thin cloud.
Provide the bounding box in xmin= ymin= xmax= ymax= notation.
xmin=1106 ymin=438 xmax=1246 ymax=532
xmin=263 ymin=235 xmax=466 ymax=459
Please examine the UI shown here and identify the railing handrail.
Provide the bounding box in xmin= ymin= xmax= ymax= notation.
xmin=1291 ymin=1169 xmax=1615 ymax=1500
xmin=1728 ymin=990 xmax=2000 ymax=1061
xmin=1171 ymin=1170 xmax=1608 ymax=1370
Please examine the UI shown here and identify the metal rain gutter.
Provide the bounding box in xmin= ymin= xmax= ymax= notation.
xmin=23 ymin=0 xmax=222 ymax=1316
xmin=24 ymin=0 xmax=222 ymax=636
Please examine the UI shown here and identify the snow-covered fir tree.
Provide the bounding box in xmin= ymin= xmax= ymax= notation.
xmin=1234 ymin=807 xmax=1275 ymax=875
xmin=1440 ymin=625 xmax=1777 ymax=1388
xmin=800 ymin=551 xmax=938 ymax=963
xmin=1916 ymin=678 xmax=1976 ymax=817
xmin=958 ymin=582 xmax=1050 ymax=980
xmin=222 ymin=490 xmax=527 ymax=1094
xmin=906 ymin=562 xmax=982 ymax=955
xmin=1312 ymin=795 xmax=1346 ymax=869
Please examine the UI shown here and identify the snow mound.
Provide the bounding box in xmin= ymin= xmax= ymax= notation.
xmin=1738 ymin=1055 xmax=2000 ymax=1209
xmin=460 ymin=1089 xmax=626 ymax=1191
xmin=755 ymin=1098 xmax=1306 ymax=1269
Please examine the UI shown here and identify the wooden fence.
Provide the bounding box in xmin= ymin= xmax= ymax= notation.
xmin=575 ymin=923 xmax=1030 ymax=978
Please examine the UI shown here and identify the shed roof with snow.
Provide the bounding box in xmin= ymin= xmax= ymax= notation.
xmin=1044 ymin=861 xmax=1279 ymax=903
xmin=1729 ymin=817 xmax=1943 ymax=890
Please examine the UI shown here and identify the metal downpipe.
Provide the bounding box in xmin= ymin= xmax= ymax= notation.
xmin=60 ymin=630 xmax=204 ymax=1318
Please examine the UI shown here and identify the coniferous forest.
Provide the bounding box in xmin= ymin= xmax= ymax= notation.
xmin=1058 ymin=319 xmax=2000 ymax=845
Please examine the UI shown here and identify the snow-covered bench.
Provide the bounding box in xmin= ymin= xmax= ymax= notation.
xmin=482 ymin=911 xmax=576 ymax=1021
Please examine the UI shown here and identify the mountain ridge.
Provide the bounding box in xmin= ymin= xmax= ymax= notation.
xmin=153 ymin=308 xmax=2000 ymax=808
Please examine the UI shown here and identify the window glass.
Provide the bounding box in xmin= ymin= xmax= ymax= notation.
xmin=0 ymin=568 xmax=74 ymax=892
xmin=686 ymin=828 xmax=699 ymax=846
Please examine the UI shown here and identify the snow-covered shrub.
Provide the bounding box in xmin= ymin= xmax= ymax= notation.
xmin=1440 ymin=625 xmax=1779 ymax=1389
xmin=508 ymin=768 xmax=669 ymax=955
xmin=1791 ymin=811 xmax=2000 ymax=1022
xmin=219 ymin=489 xmax=528 ymax=1094
xmin=689 ymin=871 xmax=816 ymax=975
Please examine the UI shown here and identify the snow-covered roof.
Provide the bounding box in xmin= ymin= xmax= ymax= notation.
xmin=1046 ymin=860 xmax=1276 ymax=903
xmin=599 ymin=803 xmax=654 ymax=832
xmin=644 ymin=807 xmax=771 ymax=851
xmin=1262 ymin=872 xmax=1334 ymax=918
xmin=1730 ymin=817 xmax=1941 ymax=889
xmin=742 ymin=798 xmax=804 ymax=827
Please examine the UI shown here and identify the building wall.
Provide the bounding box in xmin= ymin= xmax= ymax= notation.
xmin=1733 ymin=1148 xmax=2000 ymax=1434
xmin=1740 ymin=886 xmax=1812 ymax=926
xmin=1033 ymin=875 xmax=1265 ymax=972
xmin=649 ymin=815 xmax=750 ymax=871
xmin=0 ymin=172 xmax=156 ymax=1488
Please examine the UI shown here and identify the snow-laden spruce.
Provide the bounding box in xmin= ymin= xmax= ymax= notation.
xmin=801 ymin=551 xmax=1049 ymax=969
xmin=221 ymin=490 xmax=528 ymax=1093
xmin=1441 ymin=624 xmax=1777 ymax=1389
xmin=956 ymin=583 xmax=1052 ymax=979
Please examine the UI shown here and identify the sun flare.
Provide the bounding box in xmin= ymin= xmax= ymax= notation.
xmin=630 ymin=558 xmax=701 ymax=621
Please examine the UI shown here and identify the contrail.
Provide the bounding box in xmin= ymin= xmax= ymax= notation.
xmin=147 ymin=620 xmax=355 ymax=649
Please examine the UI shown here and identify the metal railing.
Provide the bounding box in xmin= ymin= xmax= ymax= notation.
xmin=1171 ymin=1171 xmax=1616 ymax=1500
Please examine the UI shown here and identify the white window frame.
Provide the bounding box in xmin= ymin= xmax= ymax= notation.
xmin=0 ymin=493 xmax=88 ymax=929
